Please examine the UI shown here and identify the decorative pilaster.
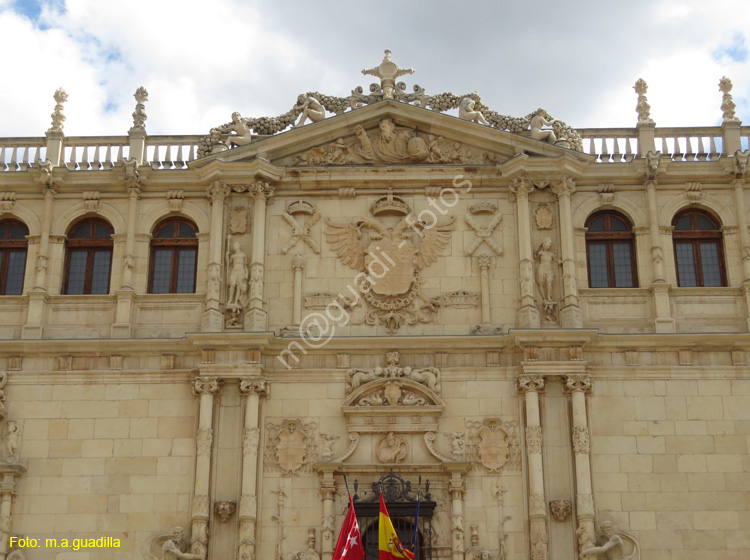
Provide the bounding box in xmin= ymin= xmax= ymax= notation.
xmin=238 ymin=377 xmax=269 ymax=560
xmin=23 ymin=183 xmax=56 ymax=338
xmin=318 ymin=466 xmax=337 ymax=560
xmin=633 ymin=79 xmax=655 ymax=156
xmin=446 ymin=465 xmax=467 ymax=560
xmin=112 ymin=184 xmax=142 ymax=337
xmin=292 ymin=254 xmax=305 ymax=326
xmin=0 ymin=465 xmax=25 ymax=560
xmin=45 ymin=88 xmax=67 ymax=166
xmin=517 ymin=374 xmax=548 ymax=560
xmin=128 ymin=87 xmax=148 ymax=165
xmin=550 ymin=177 xmax=582 ymax=328
xmin=191 ymin=377 xmax=222 ymax=558
xmin=478 ymin=255 xmax=491 ymax=324
xmin=203 ymin=181 xmax=231 ymax=332
xmin=509 ymin=177 xmax=540 ymax=328
xmin=564 ymin=374 xmax=595 ymax=541
xmin=245 ymin=181 xmax=274 ymax=331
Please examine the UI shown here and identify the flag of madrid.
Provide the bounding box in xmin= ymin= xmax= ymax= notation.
xmin=333 ymin=495 xmax=365 ymax=560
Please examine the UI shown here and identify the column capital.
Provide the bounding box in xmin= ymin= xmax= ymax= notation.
xmin=517 ymin=374 xmax=545 ymax=394
xmin=239 ymin=377 xmax=270 ymax=397
xmin=563 ymin=374 xmax=592 ymax=394
xmin=206 ymin=180 xmax=231 ymax=203
xmin=477 ymin=254 xmax=492 ymax=270
xmin=551 ymin=176 xmax=576 ymax=198
xmin=508 ymin=177 xmax=534 ymax=200
xmin=193 ymin=376 xmax=222 ymax=397
xmin=251 ymin=181 xmax=275 ymax=201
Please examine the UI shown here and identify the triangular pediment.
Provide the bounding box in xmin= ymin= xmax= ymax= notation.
xmin=191 ymin=100 xmax=593 ymax=169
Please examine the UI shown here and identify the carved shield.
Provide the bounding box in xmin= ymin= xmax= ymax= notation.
xmin=365 ymin=236 xmax=416 ymax=296
xmin=276 ymin=428 xmax=307 ymax=474
xmin=477 ymin=426 xmax=508 ymax=472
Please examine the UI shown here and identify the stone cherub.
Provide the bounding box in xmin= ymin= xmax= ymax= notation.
xmin=294 ymin=95 xmax=325 ymax=127
xmin=218 ymin=112 xmax=254 ymax=148
xmin=459 ymin=95 xmax=489 ymax=125
xmin=529 ymin=108 xmax=557 ymax=143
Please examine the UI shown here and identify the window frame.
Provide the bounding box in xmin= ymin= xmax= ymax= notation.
xmin=0 ymin=219 xmax=29 ymax=296
xmin=672 ymin=209 xmax=727 ymax=287
xmin=585 ymin=211 xmax=638 ymax=288
xmin=62 ymin=218 xmax=114 ymax=295
xmin=148 ymin=217 xmax=199 ymax=294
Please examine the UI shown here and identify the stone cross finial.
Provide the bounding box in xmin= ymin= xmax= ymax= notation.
xmin=719 ymin=76 xmax=738 ymax=122
xmin=362 ymin=49 xmax=414 ymax=99
xmin=131 ymin=86 xmax=149 ymax=131
xmin=633 ymin=79 xmax=653 ymax=124
xmin=47 ymin=87 xmax=68 ymax=133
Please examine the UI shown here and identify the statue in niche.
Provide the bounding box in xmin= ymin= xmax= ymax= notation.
xmin=226 ymin=239 xmax=249 ymax=309
xmin=459 ymin=96 xmax=489 ymax=125
xmin=295 ymin=95 xmax=326 ymax=127
xmin=529 ymin=108 xmax=557 ymax=143
xmin=5 ymin=421 xmax=18 ymax=462
xmin=580 ymin=521 xmax=640 ymax=559
xmin=218 ymin=112 xmax=254 ymax=148
xmin=376 ymin=432 xmax=408 ymax=463
xmin=534 ymin=237 xmax=560 ymax=320
xmin=162 ymin=527 xmax=201 ymax=560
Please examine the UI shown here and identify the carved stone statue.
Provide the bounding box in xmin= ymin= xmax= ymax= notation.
xmin=5 ymin=421 xmax=18 ymax=462
xmin=529 ymin=108 xmax=557 ymax=143
xmin=162 ymin=527 xmax=201 ymax=560
xmin=295 ymin=95 xmax=326 ymax=127
xmin=218 ymin=112 xmax=254 ymax=148
xmin=459 ymin=96 xmax=489 ymax=125
xmin=580 ymin=521 xmax=640 ymax=560
xmin=535 ymin=237 xmax=560 ymax=305
xmin=226 ymin=240 xmax=249 ymax=309
xmin=376 ymin=432 xmax=408 ymax=463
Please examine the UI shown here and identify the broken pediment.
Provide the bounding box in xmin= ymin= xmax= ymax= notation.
xmin=192 ymin=101 xmax=591 ymax=170
xmin=344 ymin=378 xmax=443 ymax=408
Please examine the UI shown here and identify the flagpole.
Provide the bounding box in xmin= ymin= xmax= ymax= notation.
xmin=412 ymin=475 xmax=421 ymax=560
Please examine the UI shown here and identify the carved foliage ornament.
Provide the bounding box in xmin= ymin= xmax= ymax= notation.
xmin=346 ymin=351 xmax=440 ymax=395
xmin=572 ymin=426 xmax=590 ymax=455
xmin=525 ymin=426 xmax=543 ymax=455
xmin=264 ymin=419 xmax=317 ymax=475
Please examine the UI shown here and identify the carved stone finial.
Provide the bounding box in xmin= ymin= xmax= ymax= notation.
xmin=633 ymin=79 xmax=653 ymax=124
xmin=131 ymin=86 xmax=149 ymax=131
xmin=719 ymin=76 xmax=739 ymax=122
xmin=47 ymin=87 xmax=68 ymax=133
xmin=361 ymin=50 xmax=415 ymax=99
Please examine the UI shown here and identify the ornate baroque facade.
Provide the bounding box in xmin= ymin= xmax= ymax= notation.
xmin=0 ymin=53 xmax=749 ymax=559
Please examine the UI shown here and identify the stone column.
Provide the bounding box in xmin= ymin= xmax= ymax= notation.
xmin=23 ymin=185 xmax=55 ymax=338
xmin=644 ymin=179 xmax=675 ymax=332
xmin=551 ymin=177 xmax=582 ymax=328
xmin=318 ymin=466 xmax=337 ymax=560
xmin=509 ymin=178 xmax=540 ymax=328
xmin=478 ymin=255 xmax=491 ymax=324
xmin=112 ymin=185 xmax=142 ymax=337
xmin=0 ymin=465 xmax=25 ymax=560
xmin=446 ymin=465 xmax=467 ymax=560
xmin=292 ymin=254 xmax=305 ymax=326
xmin=203 ymin=181 xmax=231 ymax=332
xmin=191 ymin=377 xmax=221 ymax=558
xmin=237 ymin=377 xmax=269 ymax=560
xmin=564 ymin=374 xmax=595 ymax=543
xmin=246 ymin=181 xmax=274 ymax=331
xmin=517 ymin=374 xmax=548 ymax=560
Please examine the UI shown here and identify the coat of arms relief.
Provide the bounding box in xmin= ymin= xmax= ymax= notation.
xmin=325 ymin=191 xmax=454 ymax=333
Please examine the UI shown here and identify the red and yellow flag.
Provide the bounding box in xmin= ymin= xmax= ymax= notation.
xmin=379 ymin=494 xmax=414 ymax=560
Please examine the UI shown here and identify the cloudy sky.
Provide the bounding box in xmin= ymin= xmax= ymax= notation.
xmin=1 ymin=0 xmax=748 ymax=137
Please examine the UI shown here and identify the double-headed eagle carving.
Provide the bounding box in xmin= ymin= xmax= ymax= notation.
xmin=325 ymin=200 xmax=455 ymax=333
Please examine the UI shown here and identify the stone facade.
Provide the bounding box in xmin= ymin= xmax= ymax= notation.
xmin=0 ymin=60 xmax=749 ymax=560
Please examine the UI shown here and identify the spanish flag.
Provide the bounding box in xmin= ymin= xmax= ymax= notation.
xmin=379 ymin=493 xmax=414 ymax=560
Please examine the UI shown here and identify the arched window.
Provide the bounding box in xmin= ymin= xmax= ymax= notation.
xmin=0 ymin=219 xmax=29 ymax=295
xmin=63 ymin=218 xmax=113 ymax=295
xmin=672 ymin=209 xmax=726 ymax=287
xmin=585 ymin=211 xmax=637 ymax=288
xmin=148 ymin=217 xmax=198 ymax=293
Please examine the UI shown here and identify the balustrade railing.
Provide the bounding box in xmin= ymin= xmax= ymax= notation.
xmin=145 ymin=136 xmax=201 ymax=170
xmin=62 ymin=137 xmax=130 ymax=170
xmin=0 ymin=138 xmax=46 ymax=171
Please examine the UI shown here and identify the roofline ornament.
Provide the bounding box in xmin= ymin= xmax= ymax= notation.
xmin=197 ymin=51 xmax=583 ymax=157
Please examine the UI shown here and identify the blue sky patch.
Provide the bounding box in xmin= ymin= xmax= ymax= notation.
xmin=713 ymin=32 xmax=748 ymax=63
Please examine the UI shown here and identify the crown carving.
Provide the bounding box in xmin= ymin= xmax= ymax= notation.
xmin=287 ymin=200 xmax=315 ymax=215
xmin=370 ymin=190 xmax=411 ymax=216
xmin=469 ymin=202 xmax=497 ymax=215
